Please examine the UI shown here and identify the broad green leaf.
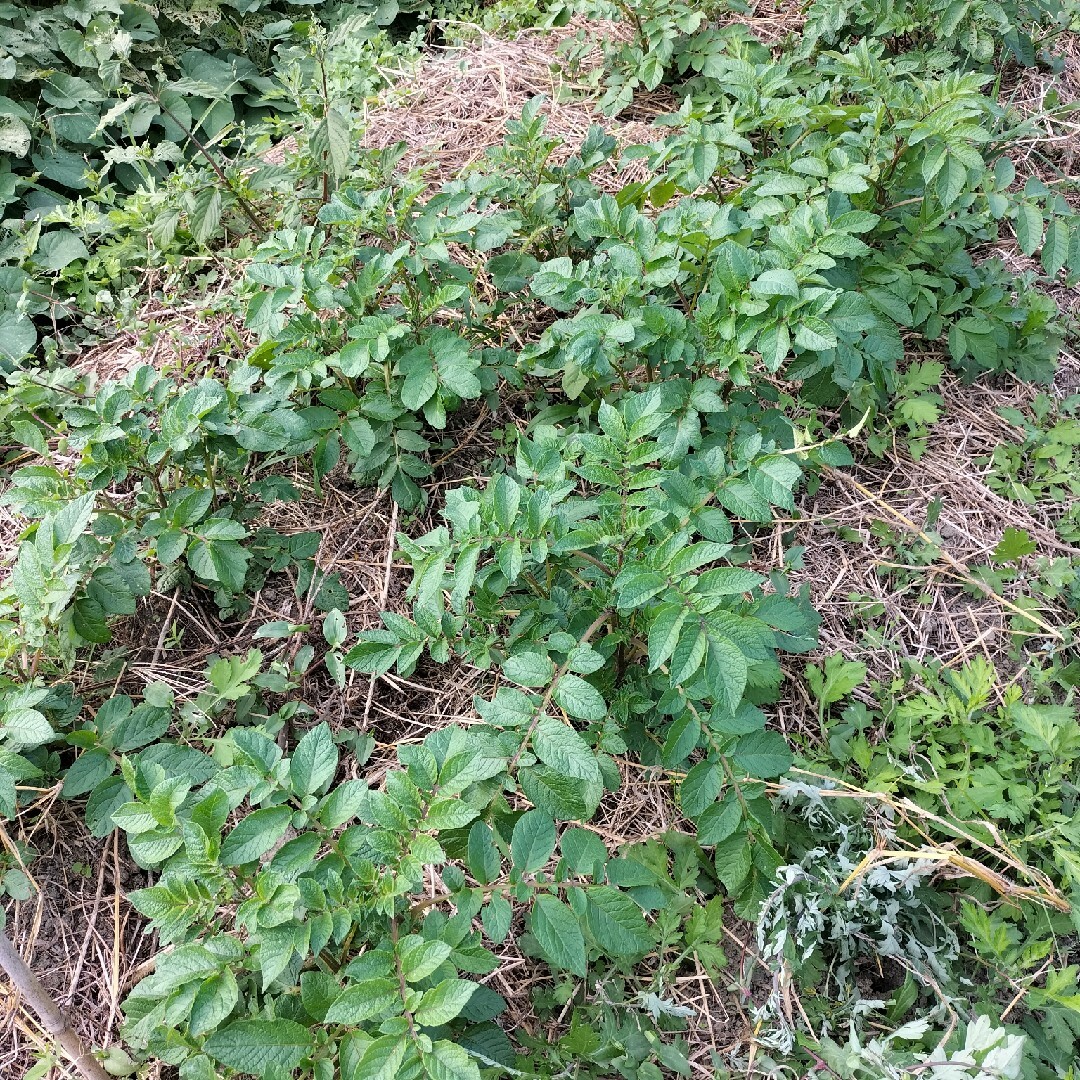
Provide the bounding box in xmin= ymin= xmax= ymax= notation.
xmin=1015 ymin=202 xmax=1043 ymax=257
xmin=401 ymin=939 xmax=453 ymax=984
xmin=691 ymin=142 xmax=720 ymax=186
xmin=354 ymin=1036 xmax=408 ymax=1080
xmin=61 ymin=747 xmax=115 ymax=797
xmin=732 ymin=730 xmax=792 ymax=778
xmin=670 ymin=625 xmax=707 ymax=686
xmin=679 ymin=761 xmax=722 ymax=818
xmin=559 ymin=828 xmax=607 ymax=878
xmin=935 ymin=154 xmax=967 ymax=209
xmin=414 ymin=979 xmax=478 ymax=1026
xmin=503 ymin=651 xmax=555 ymax=688
xmin=661 ymin=711 xmax=700 ymax=766
xmin=1042 ymin=217 xmax=1069 ymax=275
xmin=492 ymin=474 xmax=521 ymax=530
xmin=322 ymin=608 xmax=347 ymax=649
xmin=0 ymin=312 xmax=36 ymax=364
xmin=425 ymin=797 xmax=479 ymax=830
xmin=421 ymin=1040 xmax=482 ymax=1080
xmin=187 ymin=538 xmax=250 ymax=593
xmin=531 ymin=893 xmax=586 ymax=976
xmin=318 ymin=779 xmax=367 ymax=827
xmin=188 ymin=969 xmax=239 ymax=1038
xmin=324 ymin=979 xmax=401 ymax=1023
xmin=697 ymin=794 xmax=743 ymax=845
xmin=551 ymin=674 xmax=606 ymax=721
xmin=648 ymin=604 xmax=688 ymax=672
xmin=794 ymin=316 xmax=837 ymax=352
xmin=519 ymin=766 xmax=598 ymax=821
xmin=203 ymin=1018 xmax=313 ymax=1075
xmin=713 ymin=832 xmax=752 ymax=894
xmin=532 ymin=717 xmax=603 ymax=785
xmin=511 ymin=810 xmax=557 ymax=873
xmin=614 ymin=567 xmax=669 ymax=610
xmin=482 ymin=894 xmax=513 ymax=943
xmin=290 ymin=722 xmax=338 ymax=795
xmin=702 ymin=635 xmax=749 ymax=714
xmin=0 ymin=709 xmax=54 ymax=749
xmin=750 ymin=268 xmax=799 ymax=298
xmin=467 ymin=821 xmax=501 ymax=885
xmin=584 ymin=886 xmax=653 ymax=957
xmin=219 ymin=806 xmax=292 ymax=866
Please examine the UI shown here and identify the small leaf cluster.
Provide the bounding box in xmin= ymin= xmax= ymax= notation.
xmin=982 ymin=393 xmax=1080 ymax=544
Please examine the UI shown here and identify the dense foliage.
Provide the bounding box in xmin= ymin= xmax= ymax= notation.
xmin=1 ymin=0 xmax=1079 ymax=1078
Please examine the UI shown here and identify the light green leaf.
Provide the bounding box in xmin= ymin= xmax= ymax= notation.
xmin=0 ymin=709 xmax=54 ymax=749
xmin=531 ymin=894 xmax=586 ymax=976
xmin=935 ymin=154 xmax=967 ymax=209
xmin=324 ymin=979 xmax=401 ymax=1023
xmin=401 ymin=939 xmax=453 ymax=984
xmin=187 ymin=538 xmax=250 ymax=593
xmin=203 ymin=1018 xmax=313 ymax=1075
xmin=532 ymin=717 xmax=603 ymax=785
xmin=519 ymin=766 xmax=599 ymax=821
xmin=992 ymin=526 xmax=1037 ymax=563
xmin=421 ymin=1040 xmax=482 ymax=1080
xmin=511 ymin=810 xmax=557 ymax=873
xmin=1015 ymin=202 xmax=1043 ymax=257
xmin=323 ymin=608 xmax=347 ymax=649
xmin=805 ymin=654 xmax=866 ymax=708
xmin=188 ymin=969 xmax=239 ymax=1038
xmin=584 ymin=886 xmax=653 ymax=957
xmin=648 ymin=604 xmax=687 ymax=672
xmin=614 ymin=567 xmax=669 ymax=610
xmin=290 ymin=722 xmax=338 ymax=795
xmin=414 ymin=979 xmax=478 ymax=1026
xmin=551 ymin=674 xmax=606 ymax=721
xmin=219 ymin=806 xmax=292 ymax=866
xmin=355 ymin=1035 xmax=408 ymax=1080
xmin=1041 ymin=217 xmax=1068 ymax=275
xmin=750 ymin=268 xmax=799 ymax=298
xmin=503 ymin=651 xmax=555 ymax=688
xmin=794 ymin=316 xmax=837 ymax=351
xmin=318 ymin=778 xmax=367 ymax=827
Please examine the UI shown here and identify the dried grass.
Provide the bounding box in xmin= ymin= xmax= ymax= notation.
xmin=0 ymin=802 xmax=160 ymax=1080
xmin=999 ymin=30 xmax=1080 ymax=187
xmin=776 ymin=370 xmax=1080 ymax=746
xmin=266 ymin=18 xmax=674 ymax=190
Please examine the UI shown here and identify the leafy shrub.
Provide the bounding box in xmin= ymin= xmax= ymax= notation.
xmin=798 ymin=0 xmax=1069 ymax=67
xmin=1 ymin=2 xmax=1079 ymax=1078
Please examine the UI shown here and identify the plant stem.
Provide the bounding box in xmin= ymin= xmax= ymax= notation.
xmin=0 ymin=930 xmax=112 ymax=1080
xmin=146 ymin=89 xmax=268 ymax=235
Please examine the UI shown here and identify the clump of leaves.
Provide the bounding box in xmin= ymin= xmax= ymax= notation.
xmin=983 ymin=393 xmax=1080 ymax=543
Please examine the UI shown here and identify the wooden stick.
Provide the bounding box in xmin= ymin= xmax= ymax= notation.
xmin=0 ymin=929 xmax=112 ymax=1080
